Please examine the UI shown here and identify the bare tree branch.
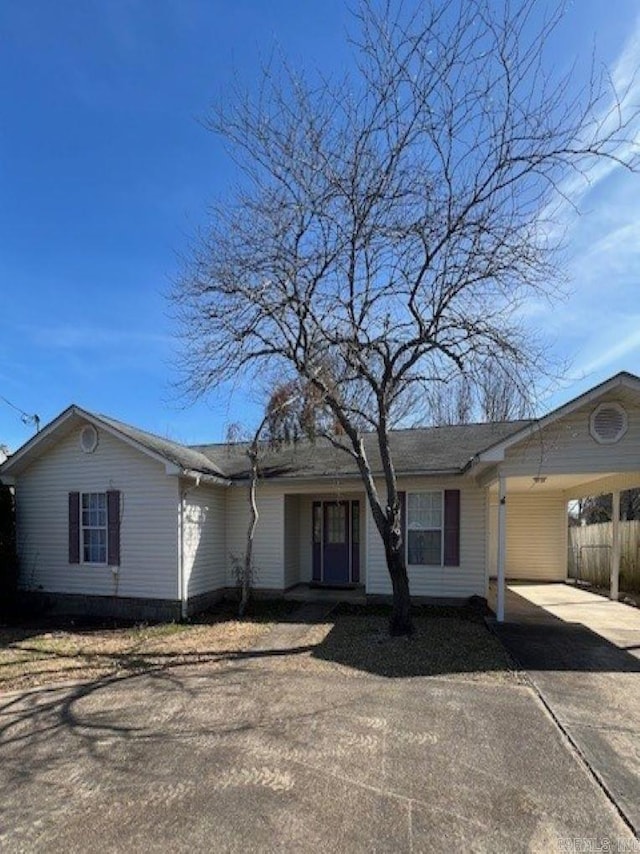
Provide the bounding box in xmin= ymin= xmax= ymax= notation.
xmin=173 ymin=0 xmax=640 ymax=634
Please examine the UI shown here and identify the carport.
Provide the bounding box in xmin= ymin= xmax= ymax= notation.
xmin=473 ymin=373 xmax=640 ymax=622
xmin=490 ymin=581 xmax=640 ymax=653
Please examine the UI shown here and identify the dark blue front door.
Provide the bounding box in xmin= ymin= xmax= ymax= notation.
xmin=322 ymin=502 xmax=350 ymax=584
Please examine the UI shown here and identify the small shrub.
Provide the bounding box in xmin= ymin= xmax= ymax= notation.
xmin=229 ymin=552 xmax=259 ymax=616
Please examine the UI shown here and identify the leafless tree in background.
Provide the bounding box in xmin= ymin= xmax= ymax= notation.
xmin=576 ymin=490 xmax=640 ymax=525
xmin=173 ymin=0 xmax=639 ymax=634
xmin=426 ymin=363 xmax=529 ymax=425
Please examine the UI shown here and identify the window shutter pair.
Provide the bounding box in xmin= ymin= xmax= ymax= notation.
xmin=68 ymin=491 xmax=121 ymax=566
xmin=398 ymin=489 xmax=460 ymax=567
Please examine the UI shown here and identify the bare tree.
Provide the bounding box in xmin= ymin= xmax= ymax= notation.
xmin=578 ymin=490 xmax=640 ymax=525
xmin=426 ymin=373 xmax=474 ymax=426
xmin=174 ymin=1 xmax=639 ymax=634
xmin=427 ymin=362 xmax=529 ymax=425
xmin=228 ymin=380 xmax=315 ymax=616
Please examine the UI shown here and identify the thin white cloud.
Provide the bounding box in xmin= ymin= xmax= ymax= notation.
xmin=22 ymin=324 xmax=172 ymax=351
xmin=577 ymin=324 xmax=640 ymax=376
xmin=524 ymin=13 xmax=640 ymax=398
xmin=556 ymin=16 xmax=640 ymax=209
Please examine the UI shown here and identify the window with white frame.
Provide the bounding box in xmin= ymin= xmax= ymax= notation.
xmin=407 ymin=491 xmax=442 ymax=566
xmin=81 ymin=492 xmax=107 ymax=563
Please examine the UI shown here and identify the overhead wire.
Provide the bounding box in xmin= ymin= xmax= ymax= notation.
xmin=0 ymin=395 xmax=40 ymax=432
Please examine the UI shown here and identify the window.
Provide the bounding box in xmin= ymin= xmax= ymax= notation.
xmin=81 ymin=492 xmax=107 ymax=563
xmin=407 ymin=491 xmax=442 ymax=566
xmin=325 ymin=503 xmax=346 ymax=544
xmin=313 ymin=503 xmax=322 ymax=544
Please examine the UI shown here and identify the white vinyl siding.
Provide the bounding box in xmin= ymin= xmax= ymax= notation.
xmin=488 ymin=492 xmax=567 ymax=582
xmin=15 ymin=424 xmax=179 ymax=600
xmin=366 ymin=477 xmax=485 ymax=598
xmin=501 ymin=389 xmax=640 ymax=478
xmin=225 ymin=484 xmax=285 ymax=590
xmin=225 ymin=487 xmax=367 ymax=590
xmin=182 ymin=483 xmax=227 ymax=598
xmin=284 ymin=494 xmax=300 ymax=589
xmin=298 ymin=496 xmax=313 ymax=583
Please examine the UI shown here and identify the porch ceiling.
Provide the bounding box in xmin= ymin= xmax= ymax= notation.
xmin=488 ymin=471 xmax=640 ymax=497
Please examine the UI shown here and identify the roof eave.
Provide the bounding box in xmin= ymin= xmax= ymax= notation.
xmin=476 ymin=371 xmax=640 ymax=463
xmin=0 ymin=405 xmax=78 ymax=476
xmin=180 ymin=468 xmax=232 ymax=487
xmin=227 ymin=467 xmax=465 ymax=485
xmin=0 ymin=406 xmax=228 ymax=481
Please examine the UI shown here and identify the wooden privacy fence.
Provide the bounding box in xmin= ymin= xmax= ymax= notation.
xmin=568 ymin=521 xmax=640 ymax=592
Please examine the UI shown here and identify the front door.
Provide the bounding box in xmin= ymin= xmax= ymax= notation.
xmin=322 ymin=501 xmax=350 ymax=584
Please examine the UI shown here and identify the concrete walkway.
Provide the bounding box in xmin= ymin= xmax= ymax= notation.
xmin=250 ymin=601 xmax=336 ymax=652
xmin=491 ymin=583 xmax=640 ymax=838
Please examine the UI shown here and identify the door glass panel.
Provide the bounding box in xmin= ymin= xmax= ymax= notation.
xmin=325 ymin=504 xmax=346 ymax=544
xmin=351 ymin=502 xmax=360 ymax=544
xmin=313 ymin=504 xmax=322 ymax=543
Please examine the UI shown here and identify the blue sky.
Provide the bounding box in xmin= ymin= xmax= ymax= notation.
xmin=1 ymin=0 xmax=639 ymax=451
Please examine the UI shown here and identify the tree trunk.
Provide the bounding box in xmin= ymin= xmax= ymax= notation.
xmin=240 ymin=448 xmax=259 ymax=617
xmin=385 ymin=539 xmax=413 ymax=636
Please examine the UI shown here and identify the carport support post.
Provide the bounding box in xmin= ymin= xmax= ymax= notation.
xmin=611 ymin=490 xmax=621 ymax=602
xmin=497 ymin=475 xmax=507 ymax=622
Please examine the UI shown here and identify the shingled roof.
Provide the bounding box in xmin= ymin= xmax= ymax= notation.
xmin=0 ymin=404 xmax=530 ymax=482
xmin=191 ymin=420 xmax=531 ymax=481
xmin=95 ymin=413 xmax=228 ymax=479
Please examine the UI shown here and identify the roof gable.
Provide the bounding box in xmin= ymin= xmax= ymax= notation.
xmin=0 ymin=406 xmax=229 ymax=481
xmin=477 ymin=371 xmax=640 ymax=463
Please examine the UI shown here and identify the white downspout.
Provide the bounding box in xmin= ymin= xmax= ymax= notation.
xmin=497 ymin=475 xmax=507 ymax=623
xmin=179 ymin=490 xmax=187 ymax=620
xmin=178 ymin=475 xmax=201 ymax=621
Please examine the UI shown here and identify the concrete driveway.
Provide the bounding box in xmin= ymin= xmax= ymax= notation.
xmin=0 ymin=631 xmax=634 ymax=852
xmin=492 ymin=583 xmax=640 ymax=838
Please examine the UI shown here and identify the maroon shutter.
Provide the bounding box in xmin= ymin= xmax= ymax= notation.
xmin=69 ymin=492 xmax=80 ymax=564
xmin=443 ymin=489 xmax=460 ymax=567
xmin=107 ymin=490 xmax=121 ymax=566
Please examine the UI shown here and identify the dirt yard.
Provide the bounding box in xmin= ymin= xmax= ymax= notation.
xmin=0 ymin=602 xmax=294 ymax=692
xmin=1 ymin=602 xmax=631 ymax=853
xmin=0 ymin=601 xmax=517 ymax=693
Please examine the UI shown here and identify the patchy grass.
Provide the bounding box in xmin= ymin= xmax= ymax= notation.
xmin=263 ymin=602 xmax=519 ymax=683
xmin=309 ymin=612 xmax=517 ymax=680
xmin=0 ymin=599 xmax=517 ymax=693
xmin=0 ymin=600 xmax=297 ymax=693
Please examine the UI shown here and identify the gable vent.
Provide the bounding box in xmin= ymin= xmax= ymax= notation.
xmin=80 ymin=424 xmax=98 ymax=454
xmin=589 ymin=403 xmax=627 ymax=445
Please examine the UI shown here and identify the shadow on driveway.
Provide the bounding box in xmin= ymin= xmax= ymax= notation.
xmin=491 ymin=586 xmax=640 ymax=838
xmin=0 ymin=638 xmax=634 ymax=852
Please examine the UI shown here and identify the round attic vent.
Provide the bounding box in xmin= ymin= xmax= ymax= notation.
xmin=589 ymin=402 xmax=627 ymax=445
xmin=80 ymin=424 xmax=98 ymax=454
